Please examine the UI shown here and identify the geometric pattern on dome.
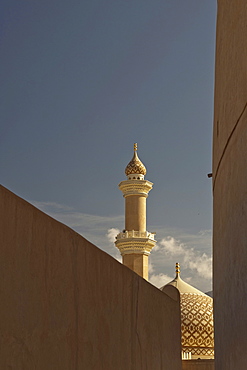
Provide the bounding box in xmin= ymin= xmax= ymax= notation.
xmin=180 ymin=293 xmax=214 ymax=357
xmin=183 ymin=347 xmax=214 ymax=357
xmin=125 ymin=143 xmax=147 ymax=176
xmin=125 ymin=160 xmax=146 ymax=176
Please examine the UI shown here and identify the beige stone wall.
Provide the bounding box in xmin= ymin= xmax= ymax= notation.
xmin=213 ymin=1 xmax=247 ymax=369
xmin=0 ymin=185 xmax=182 ymax=370
xmin=182 ymin=360 xmax=214 ymax=370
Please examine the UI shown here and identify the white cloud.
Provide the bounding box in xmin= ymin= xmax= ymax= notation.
xmin=106 ymin=228 xmax=122 ymax=262
xmin=148 ymin=255 xmax=172 ymax=288
xmin=152 ymin=243 xmax=160 ymax=251
xmin=159 ymin=236 xmax=212 ymax=280
xmin=106 ymin=228 xmax=120 ymax=243
xmin=149 ymin=261 xmax=155 ymax=274
xmin=149 ymin=260 xmax=173 ymax=289
xmin=159 ymin=236 xmax=186 ymax=256
xmin=187 ymin=253 xmax=212 ymax=280
xmin=149 ymin=273 xmax=173 ymax=289
xmin=198 ymin=229 xmax=211 ymax=236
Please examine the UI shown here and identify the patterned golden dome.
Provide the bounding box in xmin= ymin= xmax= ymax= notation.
xmin=161 ymin=263 xmax=214 ymax=359
xmin=125 ymin=143 xmax=147 ymax=176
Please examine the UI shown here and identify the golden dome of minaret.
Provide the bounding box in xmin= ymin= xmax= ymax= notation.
xmin=125 ymin=143 xmax=147 ymax=177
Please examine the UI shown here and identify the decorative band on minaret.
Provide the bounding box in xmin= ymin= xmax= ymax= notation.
xmin=115 ymin=143 xmax=156 ymax=280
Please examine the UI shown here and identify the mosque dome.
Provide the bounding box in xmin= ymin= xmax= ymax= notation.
xmin=161 ymin=263 xmax=214 ymax=360
xmin=125 ymin=143 xmax=147 ymax=177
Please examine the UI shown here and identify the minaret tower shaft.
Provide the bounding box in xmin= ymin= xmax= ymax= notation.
xmin=115 ymin=143 xmax=156 ymax=280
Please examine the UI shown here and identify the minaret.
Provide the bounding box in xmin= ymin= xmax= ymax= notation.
xmin=115 ymin=143 xmax=156 ymax=280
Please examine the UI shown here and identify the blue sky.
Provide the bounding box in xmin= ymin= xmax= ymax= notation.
xmin=0 ymin=0 xmax=217 ymax=291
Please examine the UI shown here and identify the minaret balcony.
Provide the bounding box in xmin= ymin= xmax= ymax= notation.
xmin=115 ymin=230 xmax=157 ymax=256
xmin=118 ymin=180 xmax=153 ymax=197
xmin=116 ymin=230 xmax=156 ymax=240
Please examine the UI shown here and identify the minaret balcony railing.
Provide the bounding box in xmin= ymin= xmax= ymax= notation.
xmin=116 ymin=230 xmax=156 ymax=240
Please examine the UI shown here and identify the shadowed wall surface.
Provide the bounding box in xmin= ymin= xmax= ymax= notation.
xmin=0 ymin=185 xmax=181 ymax=370
xmin=213 ymin=1 xmax=247 ymax=369
xmin=182 ymin=359 xmax=214 ymax=370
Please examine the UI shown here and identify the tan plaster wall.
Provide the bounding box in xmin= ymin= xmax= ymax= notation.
xmin=182 ymin=360 xmax=214 ymax=370
xmin=213 ymin=1 xmax=247 ymax=369
xmin=125 ymin=195 xmax=146 ymax=231
xmin=0 ymin=185 xmax=182 ymax=370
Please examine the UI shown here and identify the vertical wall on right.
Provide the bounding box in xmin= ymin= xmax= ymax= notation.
xmin=213 ymin=1 xmax=247 ymax=369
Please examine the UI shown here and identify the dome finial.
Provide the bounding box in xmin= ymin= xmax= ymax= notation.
xmin=125 ymin=143 xmax=147 ymax=177
xmin=176 ymin=262 xmax=180 ymax=277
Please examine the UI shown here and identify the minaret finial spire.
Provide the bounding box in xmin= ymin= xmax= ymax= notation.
xmin=176 ymin=262 xmax=180 ymax=277
xmin=125 ymin=143 xmax=146 ymax=177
